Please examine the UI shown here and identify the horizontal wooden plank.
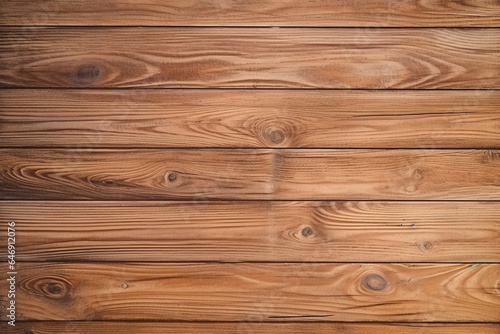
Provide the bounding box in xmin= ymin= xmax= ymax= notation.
xmin=1 ymin=201 xmax=499 ymax=262
xmin=1 ymin=28 xmax=499 ymax=89
xmin=1 ymin=89 xmax=499 ymax=148
xmin=6 ymin=322 xmax=500 ymax=334
xmin=1 ymin=0 xmax=499 ymax=27
xmin=1 ymin=263 xmax=498 ymax=321
xmin=1 ymin=149 xmax=499 ymax=200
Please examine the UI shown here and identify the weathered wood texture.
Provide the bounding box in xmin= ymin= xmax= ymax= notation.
xmin=1 ymin=263 xmax=498 ymax=321
xmin=1 ymin=201 xmax=498 ymax=262
xmin=6 ymin=322 xmax=500 ymax=334
xmin=1 ymin=28 xmax=499 ymax=89
xmin=1 ymin=149 xmax=499 ymax=200
xmin=1 ymin=89 xmax=499 ymax=149
xmin=1 ymin=0 xmax=499 ymax=27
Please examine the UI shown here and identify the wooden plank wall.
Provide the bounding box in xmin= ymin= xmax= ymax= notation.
xmin=0 ymin=1 xmax=499 ymax=333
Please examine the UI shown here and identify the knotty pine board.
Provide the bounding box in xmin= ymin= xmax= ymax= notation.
xmin=1 ymin=201 xmax=498 ymax=262
xmin=2 ymin=28 xmax=499 ymax=89
xmin=6 ymin=322 xmax=500 ymax=334
xmin=1 ymin=89 xmax=499 ymax=148
xmin=1 ymin=149 xmax=499 ymax=200
xmin=1 ymin=0 xmax=499 ymax=27
xmin=1 ymin=263 xmax=498 ymax=321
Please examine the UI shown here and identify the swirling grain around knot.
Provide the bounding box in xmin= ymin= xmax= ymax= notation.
xmin=20 ymin=275 xmax=73 ymax=302
xmin=247 ymin=117 xmax=302 ymax=147
xmin=2 ymin=28 xmax=498 ymax=88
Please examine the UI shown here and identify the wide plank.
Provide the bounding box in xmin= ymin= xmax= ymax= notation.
xmin=1 ymin=201 xmax=499 ymax=262
xmin=1 ymin=89 xmax=499 ymax=148
xmin=1 ymin=0 xmax=499 ymax=27
xmin=7 ymin=322 xmax=500 ymax=334
xmin=1 ymin=28 xmax=499 ymax=89
xmin=1 ymin=149 xmax=499 ymax=200
xmin=1 ymin=263 xmax=498 ymax=321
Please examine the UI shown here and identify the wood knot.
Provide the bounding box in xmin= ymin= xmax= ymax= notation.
xmin=418 ymin=241 xmax=433 ymax=252
xmin=362 ymin=273 xmax=388 ymax=291
xmin=76 ymin=65 xmax=100 ymax=84
xmin=301 ymin=227 xmax=314 ymax=237
xmin=121 ymin=283 xmax=129 ymax=289
xmin=269 ymin=129 xmax=285 ymax=144
xmin=413 ymin=169 xmax=423 ymax=179
xmin=41 ymin=281 xmax=68 ymax=299
xmin=30 ymin=277 xmax=72 ymax=300
xmin=167 ymin=172 xmax=178 ymax=182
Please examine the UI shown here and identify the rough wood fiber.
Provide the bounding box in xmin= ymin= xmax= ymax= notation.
xmin=1 ymin=201 xmax=499 ymax=262
xmin=1 ymin=0 xmax=499 ymax=27
xmin=1 ymin=89 xmax=499 ymax=148
xmin=1 ymin=149 xmax=499 ymax=200
xmin=1 ymin=263 xmax=498 ymax=322
xmin=1 ymin=28 xmax=499 ymax=89
xmin=6 ymin=322 xmax=500 ymax=334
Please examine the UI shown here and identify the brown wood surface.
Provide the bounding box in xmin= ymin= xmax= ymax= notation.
xmin=1 ymin=28 xmax=499 ymax=89
xmin=1 ymin=0 xmax=499 ymax=27
xmin=1 ymin=201 xmax=498 ymax=263
xmin=1 ymin=262 xmax=498 ymax=321
xmin=2 ymin=1 xmax=499 ymax=331
xmin=6 ymin=322 xmax=500 ymax=334
xmin=1 ymin=89 xmax=499 ymax=149
xmin=1 ymin=149 xmax=499 ymax=200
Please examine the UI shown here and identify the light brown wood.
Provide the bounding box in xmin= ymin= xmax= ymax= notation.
xmin=1 ymin=262 xmax=498 ymax=321
xmin=1 ymin=149 xmax=499 ymax=200
xmin=1 ymin=0 xmax=499 ymax=27
xmin=7 ymin=322 xmax=500 ymax=334
xmin=1 ymin=28 xmax=499 ymax=89
xmin=1 ymin=201 xmax=499 ymax=262
xmin=274 ymin=149 xmax=500 ymax=200
xmin=1 ymin=89 xmax=499 ymax=148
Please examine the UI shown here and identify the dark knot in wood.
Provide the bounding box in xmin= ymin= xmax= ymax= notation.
xmin=76 ymin=65 xmax=100 ymax=84
xmin=269 ymin=129 xmax=285 ymax=144
xmin=301 ymin=226 xmax=314 ymax=237
xmin=363 ymin=273 xmax=388 ymax=291
xmin=33 ymin=277 xmax=72 ymax=300
xmin=46 ymin=282 xmax=64 ymax=295
xmin=168 ymin=173 xmax=178 ymax=182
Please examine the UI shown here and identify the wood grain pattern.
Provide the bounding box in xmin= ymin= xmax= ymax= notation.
xmin=1 ymin=28 xmax=499 ymax=89
xmin=1 ymin=201 xmax=499 ymax=262
xmin=7 ymin=322 xmax=500 ymax=334
xmin=1 ymin=262 xmax=498 ymax=321
xmin=1 ymin=149 xmax=499 ymax=200
xmin=1 ymin=89 xmax=499 ymax=149
xmin=1 ymin=0 xmax=499 ymax=27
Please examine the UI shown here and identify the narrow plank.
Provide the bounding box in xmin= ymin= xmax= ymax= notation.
xmin=1 ymin=201 xmax=498 ymax=262
xmin=7 ymin=322 xmax=500 ymax=334
xmin=1 ymin=263 xmax=498 ymax=321
xmin=1 ymin=149 xmax=499 ymax=200
xmin=1 ymin=28 xmax=499 ymax=89
xmin=1 ymin=89 xmax=499 ymax=148
xmin=1 ymin=0 xmax=499 ymax=27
